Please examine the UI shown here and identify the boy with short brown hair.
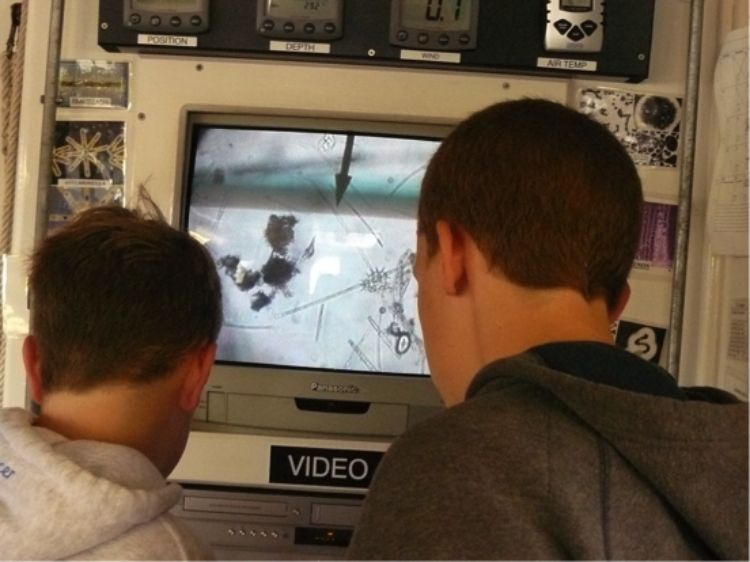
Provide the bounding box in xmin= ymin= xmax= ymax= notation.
xmin=0 ymin=202 xmax=221 ymax=559
xmin=348 ymin=99 xmax=748 ymax=560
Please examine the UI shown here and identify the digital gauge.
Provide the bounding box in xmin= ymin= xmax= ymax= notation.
xmin=123 ymin=0 xmax=210 ymax=33
xmin=544 ymin=0 xmax=605 ymax=53
xmin=257 ymin=0 xmax=345 ymax=41
xmin=390 ymin=0 xmax=479 ymax=51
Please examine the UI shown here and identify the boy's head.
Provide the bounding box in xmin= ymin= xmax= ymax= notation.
xmin=26 ymin=203 xmax=222 ymax=395
xmin=418 ymin=98 xmax=642 ymax=310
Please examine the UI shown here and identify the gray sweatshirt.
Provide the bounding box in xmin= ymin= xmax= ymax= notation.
xmin=0 ymin=407 xmax=212 ymax=560
xmin=347 ymin=350 xmax=748 ymax=560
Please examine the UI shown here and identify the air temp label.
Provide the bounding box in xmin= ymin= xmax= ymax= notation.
xmin=537 ymin=57 xmax=597 ymax=72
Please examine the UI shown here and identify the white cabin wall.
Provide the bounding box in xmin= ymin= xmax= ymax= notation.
xmin=681 ymin=0 xmax=748 ymax=395
xmin=1 ymin=2 xmax=744 ymax=490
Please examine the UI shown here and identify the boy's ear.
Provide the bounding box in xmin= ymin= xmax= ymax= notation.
xmin=608 ymin=282 xmax=632 ymax=323
xmin=178 ymin=342 xmax=217 ymax=412
xmin=435 ymin=219 xmax=468 ymax=296
xmin=22 ymin=335 xmax=44 ymax=403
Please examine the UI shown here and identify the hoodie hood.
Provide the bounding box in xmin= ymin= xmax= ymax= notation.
xmin=0 ymin=407 xmax=183 ymax=560
xmin=469 ymin=353 xmax=749 ymax=559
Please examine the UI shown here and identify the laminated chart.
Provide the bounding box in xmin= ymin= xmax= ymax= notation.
xmin=708 ymin=27 xmax=748 ymax=256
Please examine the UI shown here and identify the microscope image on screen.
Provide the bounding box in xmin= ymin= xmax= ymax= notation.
xmin=186 ymin=126 xmax=440 ymax=376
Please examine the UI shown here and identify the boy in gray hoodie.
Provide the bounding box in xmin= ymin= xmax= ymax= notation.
xmin=0 ymin=200 xmax=222 ymax=559
xmin=347 ymin=99 xmax=748 ymax=560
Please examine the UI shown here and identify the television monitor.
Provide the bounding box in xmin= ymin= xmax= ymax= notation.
xmin=180 ymin=112 xmax=450 ymax=439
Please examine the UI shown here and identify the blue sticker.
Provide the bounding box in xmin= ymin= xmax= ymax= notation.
xmin=0 ymin=461 xmax=16 ymax=479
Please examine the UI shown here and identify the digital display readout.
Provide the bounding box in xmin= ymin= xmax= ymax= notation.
xmin=131 ymin=0 xmax=202 ymax=10
xmin=266 ymin=0 xmax=340 ymax=20
xmin=560 ymin=0 xmax=593 ymax=10
xmin=399 ymin=0 xmax=473 ymax=31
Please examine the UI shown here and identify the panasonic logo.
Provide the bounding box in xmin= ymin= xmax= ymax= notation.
xmin=310 ymin=382 xmax=360 ymax=394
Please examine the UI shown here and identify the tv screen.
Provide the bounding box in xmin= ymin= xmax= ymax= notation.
xmin=184 ymin=116 xmax=441 ymax=378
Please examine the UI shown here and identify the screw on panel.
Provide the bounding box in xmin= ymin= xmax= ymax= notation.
xmin=196 ymin=64 xmax=204 ymax=71
xmin=367 ymin=49 xmax=376 ymax=57
xmin=502 ymin=82 xmax=511 ymax=90
xmin=638 ymin=53 xmax=646 ymax=60
xmin=100 ymin=22 xmax=109 ymax=30
xmin=137 ymin=112 xmax=146 ymax=120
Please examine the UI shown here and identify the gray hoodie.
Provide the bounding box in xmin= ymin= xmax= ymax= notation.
xmin=347 ymin=350 xmax=748 ymax=560
xmin=0 ymin=408 xmax=212 ymax=560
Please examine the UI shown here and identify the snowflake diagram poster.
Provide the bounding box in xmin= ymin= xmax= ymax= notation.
xmin=49 ymin=121 xmax=125 ymax=230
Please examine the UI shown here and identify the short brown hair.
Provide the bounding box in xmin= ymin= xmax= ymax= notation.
xmin=28 ymin=203 xmax=222 ymax=392
xmin=418 ymin=98 xmax=643 ymax=308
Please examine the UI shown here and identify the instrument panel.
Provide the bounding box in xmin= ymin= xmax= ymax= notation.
xmin=100 ymin=0 xmax=655 ymax=82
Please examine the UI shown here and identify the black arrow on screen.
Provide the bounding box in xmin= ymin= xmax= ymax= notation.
xmin=334 ymin=134 xmax=354 ymax=205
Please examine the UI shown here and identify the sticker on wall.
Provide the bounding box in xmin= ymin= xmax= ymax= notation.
xmin=578 ymin=87 xmax=682 ymax=168
xmin=723 ymin=298 xmax=748 ymax=400
xmin=57 ymin=60 xmax=130 ymax=109
xmin=48 ymin=121 xmax=125 ymax=231
xmin=707 ymin=27 xmax=748 ymax=256
xmin=614 ymin=319 xmax=667 ymax=364
xmin=632 ymin=201 xmax=677 ymax=276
